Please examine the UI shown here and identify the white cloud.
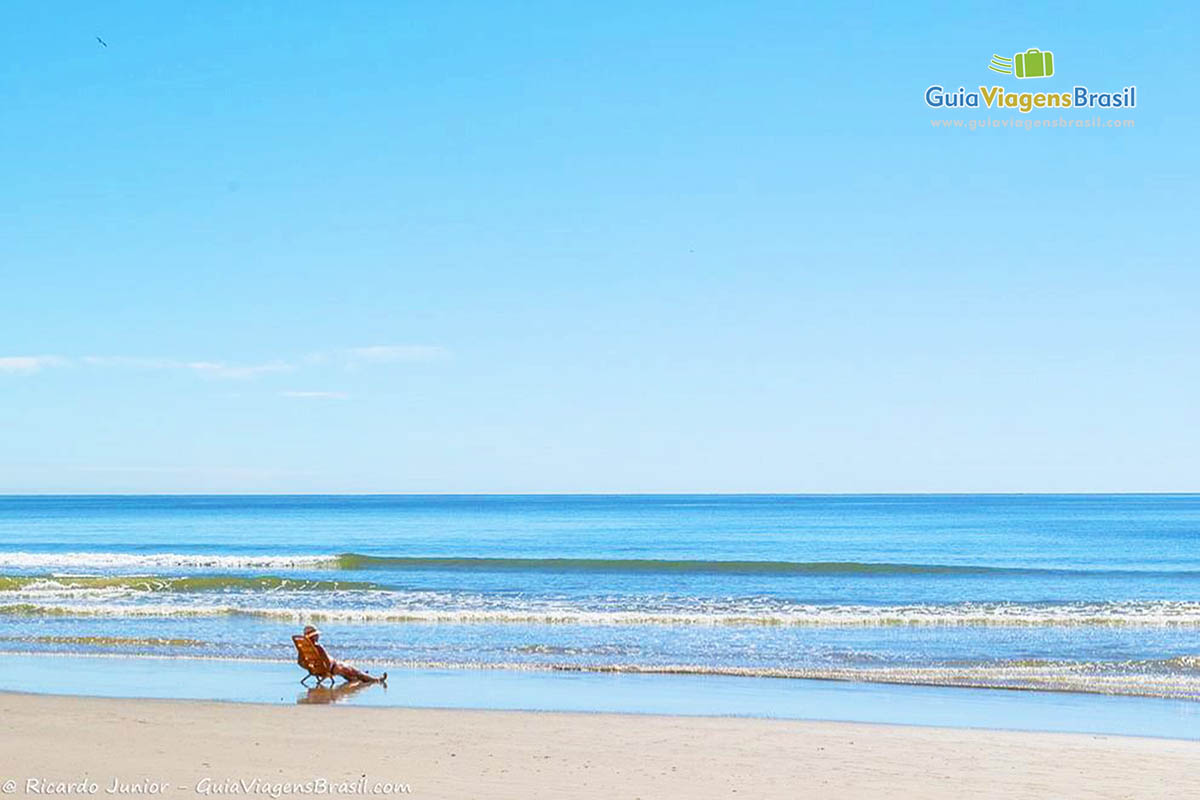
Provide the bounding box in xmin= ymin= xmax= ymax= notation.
xmin=281 ymin=390 xmax=349 ymax=399
xmin=3 ymin=344 xmax=445 ymax=379
xmin=0 ymin=355 xmax=69 ymax=373
xmin=82 ymin=356 xmax=293 ymax=379
xmin=184 ymin=361 xmax=293 ymax=379
xmin=81 ymin=356 xmax=177 ymax=369
xmin=343 ymin=345 xmax=448 ymax=364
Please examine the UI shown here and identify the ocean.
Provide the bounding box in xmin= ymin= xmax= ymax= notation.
xmin=1 ymin=494 xmax=1198 ymax=702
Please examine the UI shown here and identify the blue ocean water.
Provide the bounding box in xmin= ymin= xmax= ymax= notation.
xmin=1 ymin=495 xmax=1198 ymax=700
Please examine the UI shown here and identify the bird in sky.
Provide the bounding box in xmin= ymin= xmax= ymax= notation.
xmin=96 ymin=36 xmax=108 ymax=47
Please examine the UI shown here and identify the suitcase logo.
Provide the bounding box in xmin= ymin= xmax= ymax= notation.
xmin=988 ymin=48 xmax=1055 ymax=79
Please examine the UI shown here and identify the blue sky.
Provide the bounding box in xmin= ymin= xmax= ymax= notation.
xmin=1 ymin=2 xmax=1197 ymax=492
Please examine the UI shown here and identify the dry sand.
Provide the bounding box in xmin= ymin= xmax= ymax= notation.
xmin=1 ymin=692 xmax=1196 ymax=799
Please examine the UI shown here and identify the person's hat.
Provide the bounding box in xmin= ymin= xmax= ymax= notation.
xmin=302 ymin=625 xmax=320 ymax=637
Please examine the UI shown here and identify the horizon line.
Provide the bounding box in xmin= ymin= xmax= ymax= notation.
xmin=1 ymin=491 xmax=1197 ymax=498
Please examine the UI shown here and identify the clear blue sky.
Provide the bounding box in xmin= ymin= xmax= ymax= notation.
xmin=1 ymin=2 xmax=1196 ymax=492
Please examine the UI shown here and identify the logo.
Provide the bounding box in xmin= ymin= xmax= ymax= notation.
xmin=924 ymin=47 xmax=1135 ymax=114
xmin=989 ymin=49 xmax=1054 ymax=79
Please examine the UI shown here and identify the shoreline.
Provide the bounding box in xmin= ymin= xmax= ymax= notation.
xmin=3 ymin=648 xmax=1198 ymax=704
xmin=2 ymin=692 xmax=1197 ymax=799
xmin=3 ymin=653 xmax=1198 ymax=741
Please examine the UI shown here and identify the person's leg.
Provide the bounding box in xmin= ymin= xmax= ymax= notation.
xmin=332 ymin=662 xmax=384 ymax=683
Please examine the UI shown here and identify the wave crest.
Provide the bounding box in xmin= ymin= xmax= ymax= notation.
xmin=4 ymin=551 xmax=1198 ymax=578
xmin=0 ymin=553 xmax=338 ymax=570
xmin=4 ymin=600 xmax=1200 ymax=627
xmin=0 ymin=575 xmax=379 ymax=593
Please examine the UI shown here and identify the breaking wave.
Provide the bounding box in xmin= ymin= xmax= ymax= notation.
xmin=3 ymin=551 xmax=1198 ymax=578
xmin=3 ymin=600 xmax=1200 ymax=627
xmin=0 ymin=575 xmax=379 ymax=592
xmin=0 ymin=552 xmax=337 ymax=570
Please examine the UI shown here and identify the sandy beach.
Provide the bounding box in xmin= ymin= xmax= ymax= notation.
xmin=1 ymin=693 xmax=1196 ymax=800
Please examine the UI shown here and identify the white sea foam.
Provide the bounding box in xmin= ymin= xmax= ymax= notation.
xmin=0 ymin=552 xmax=338 ymax=570
xmin=4 ymin=599 xmax=1200 ymax=627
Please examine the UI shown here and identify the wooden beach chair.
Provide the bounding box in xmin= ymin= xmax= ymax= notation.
xmin=292 ymin=634 xmax=335 ymax=686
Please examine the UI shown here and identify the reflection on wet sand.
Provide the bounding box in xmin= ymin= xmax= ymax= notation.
xmin=297 ymin=681 xmax=382 ymax=705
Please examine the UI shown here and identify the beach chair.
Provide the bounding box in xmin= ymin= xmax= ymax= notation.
xmin=292 ymin=634 xmax=335 ymax=686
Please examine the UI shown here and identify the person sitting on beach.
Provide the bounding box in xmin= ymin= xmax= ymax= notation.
xmin=300 ymin=625 xmax=387 ymax=684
